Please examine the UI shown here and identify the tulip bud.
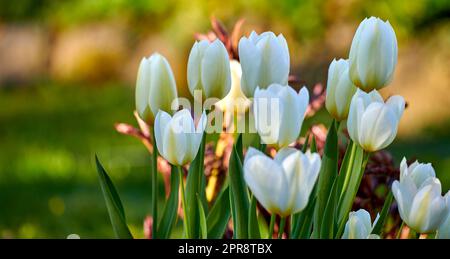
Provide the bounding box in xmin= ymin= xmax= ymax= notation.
xmin=392 ymin=159 xmax=448 ymax=233
xmin=347 ymin=89 xmax=405 ymax=152
xmin=187 ymin=39 xmax=231 ymax=99
xmin=243 ymin=147 xmax=321 ymax=217
xmin=342 ymin=209 xmax=380 ymax=239
xmin=154 ymin=109 xmax=206 ymax=166
xmin=436 ymin=193 xmax=450 ymax=239
xmin=253 ymin=84 xmax=309 ymax=148
xmin=325 ymin=59 xmax=357 ymax=121
xmin=239 ymin=31 xmax=290 ymax=97
xmin=135 ymin=53 xmax=178 ymax=123
xmin=349 ymin=17 xmax=398 ymax=92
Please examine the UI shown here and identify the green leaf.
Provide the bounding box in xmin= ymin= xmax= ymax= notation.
xmin=313 ymin=119 xmax=339 ymax=235
xmin=197 ymin=194 xmax=208 ymax=239
xmin=248 ymin=194 xmax=261 ymax=239
xmin=185 ymin=133 xmax=206 ymax=238
xmin=336 ymin=140 xmax=356 ymax=200
xmin=336 ymin=151 xmax=370 ymax=238
xmin=206 ymin=185 xmax=231 ymax=239
xmin=228 ymin=134 xmax=249 ymax=238
xmin=310 ymin=135 xmax=317 ymax=153
xmin=320 ymin=178 xmax=338 ymax=238
xmin=95 ymin=155 xmax=133 ymax=239
xmin=371 ymin=191 xmax=394 ymax=236
xmin=301 ymin=133 xmax=310 ymax=153
xmin=291 ymin=186 xmax=317 ymax=239
xmin=157 ymin=166 xmax=179 ymax=239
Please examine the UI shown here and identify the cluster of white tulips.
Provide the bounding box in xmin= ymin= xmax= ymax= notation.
xmin=97 ymin=16 xmax=449 ymax=239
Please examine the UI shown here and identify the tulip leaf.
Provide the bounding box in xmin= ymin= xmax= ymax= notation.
xmin=206 ymin=185 xmax=231 ymax=239
xmin=336 ymin=140 xmax=356 ymax=200
xmin=248 ymin=194 xmax=261 ymax=239
xmin=228 ymin=134 xmax=249 ymax=238
xmin=371 ymin=191 xmax=394 ymax=236
xmin=310 ymin=135 xmax=317 ymax=153
xmin=313 ymin=119 xmax=339 ymax=235
xmin=291 ymin=185 xmax=317 ymax=239
xmin=301 ymin=133 xmax=310 ymax=153
xmin=185 ymin=133 xmax=206 ymax=238
xmin=157 ymin=166 xmax=179 ymax=238
xmin=320 ymin=178 xmax=338 ymax=238
xmin=95 ymin=155 xmax=133 ymax=239
xmin=336 ymin=150 xmax=370 ymax=238
xmin=197 ymin=194 xmax=208 ymax=239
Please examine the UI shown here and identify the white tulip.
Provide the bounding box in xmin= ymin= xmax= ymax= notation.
xmin=325 ymin=59 xmax=357 ymax=121
xmin=349 ymin=17 xmax=398 ymax=92
xmin=239 ymin=31 xmax=290 ymax=97
xmin=392 ymin=159 xmax=448 ymax=233
xmin=243 ymin=147 xmax=321 ymax=217
xmin=154 ymin=109 xmax=206 ymax=166
xmin=436 ymin=192 xmax=450 ymax=239
xmin=187 ymin=39 xmax=231 ymax=99
xmin=135 ymin=53 xmax=178 ymax=123
xmin=342 ymin=209 xmax=380 ymax=239
xmin=347 ymin=89 xmax=405 ymax=152
xmin=253 ymin=84 xmax=309 ymax=148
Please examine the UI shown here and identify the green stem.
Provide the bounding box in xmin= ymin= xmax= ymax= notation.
xmin=178 ymin=166 xmax=190 ymax=238
xmin=339 ymin=142 xmax=357 ymax=199
xmin=268 ymin=214 xmax=276 ymax=239
xmin=396 ymin=221 xmax=405 ymax=239
xmin=151 ymin=128 xmax=158 ymax=238
xmin=278 ymin=217 xmax=286 ymax=239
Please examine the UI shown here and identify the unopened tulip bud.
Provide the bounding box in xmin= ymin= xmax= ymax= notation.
xmin=187 ymin=39 xmax=231 ymax=99
xmin=239 ymin=31 xmax=290 ymax=97
xmin=135 ymin=53 xmax=178 ymax=123
xmin=349 ymin=17 xmax=398 ymax=92
xmin=436 ymin=193 xmax=450 ymax=239
xmin=325 ymin=59 xmax=357 ymax=121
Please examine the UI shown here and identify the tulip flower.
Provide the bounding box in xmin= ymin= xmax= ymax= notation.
xmin=243 ymin=147 xmax=321 ymax=217
xmin=253 ymin=84 xmax=309 ymax=147
xmin=154 ymin=109 xmax=206 ymax=166
xmin=238 ymin=31 xmax=290 ymax=97
xmin=348 ymin=17 xmax=398 ymax=92
xmin=392 ymin=159 xmax=448 ymax=233
xmin=436 ymin=193 xmax=450 ymax=239
xmin=342 ymin=209 xmax=380 ymax=239
xmin=216 ymin=60 xmax=251 ymax=114
xmin=347 ymin=89 xmax=405 ymax=152
xmin=325 ymin=59 xmax=357 ymax=121
xmin=135 ymin=53 xmax=178 ymax=123
xmin=187 ymin=39 xmax=231 ymax=99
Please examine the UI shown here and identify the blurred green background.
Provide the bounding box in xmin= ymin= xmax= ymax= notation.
xmin=0 ymin=0 xmax=449 ymax=238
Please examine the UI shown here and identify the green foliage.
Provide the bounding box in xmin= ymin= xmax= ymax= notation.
xmin=95 ymin=156 xmax=133 ymax=239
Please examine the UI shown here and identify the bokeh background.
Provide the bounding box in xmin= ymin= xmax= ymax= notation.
xmin=0 ymin=0 xmax=449 ymax=238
